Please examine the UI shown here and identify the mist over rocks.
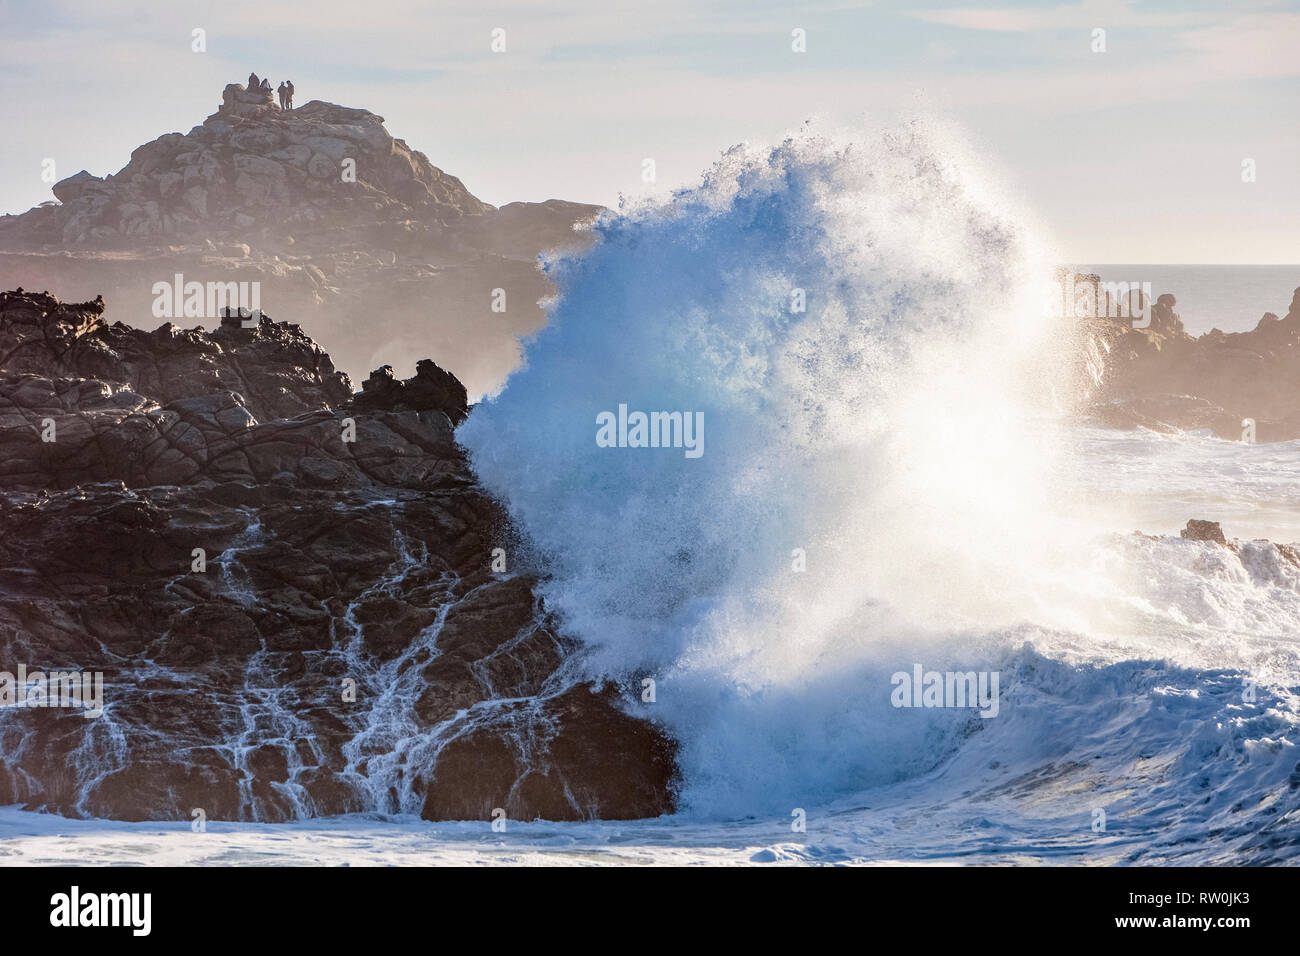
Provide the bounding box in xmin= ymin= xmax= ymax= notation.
xmin=0 ymin=83 xmax=602 ymax=396
xmin=1083 ymin=284 xmax=1300 ymax=441
xmin=0 ymin=290 xmax=675 ymax=822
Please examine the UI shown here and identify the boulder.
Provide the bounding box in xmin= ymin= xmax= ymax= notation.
xmin=1181 ymin=519 xmax=1227 ymax=546
xmin=51 ymin=170 xmax=104 ymax=204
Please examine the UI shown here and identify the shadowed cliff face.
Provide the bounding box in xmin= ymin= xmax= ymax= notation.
xmin=0 ymin=290 xmax=676 ymax=822
xmin=0 ymin=85 xmax=603 ymax=396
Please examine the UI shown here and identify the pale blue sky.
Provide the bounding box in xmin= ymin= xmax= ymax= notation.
xmin=1 ymin=0 xmax=1296 ymax=261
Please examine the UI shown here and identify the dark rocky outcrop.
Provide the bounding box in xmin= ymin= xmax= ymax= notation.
xmin=1083 ymin=285 xmax=1300 ymax=441
xmin=352 ymin=360 xmax=469 ymax=425
xmin=0 ymin=290 xmax=676 ymax=822
xmin=1180 ymin=519 xmax=1228 ymax=546
xmin=1 ymin=289 xmax=350 ymax=421
xmin=422 ymin=684 xmax=679 ymax=822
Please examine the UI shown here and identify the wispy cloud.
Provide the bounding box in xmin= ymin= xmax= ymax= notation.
xmin=0 ymin=0 xmax=1295 ymax=262
xmin=909 ymin=0 xmax=1215 ymax=33
xmin=1178 ymin=12 xmax=1300 ymax=77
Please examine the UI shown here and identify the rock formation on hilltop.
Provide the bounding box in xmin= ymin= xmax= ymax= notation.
xmin=0 ymin=83 xmax=603 ymax=396
xmin=1081 ymin=285 xmax=1300 ymax=441
xmin=23 ymin=83 xmax=489 ymax=244
xmin=0 ymin=289 xmax=676 ymax=822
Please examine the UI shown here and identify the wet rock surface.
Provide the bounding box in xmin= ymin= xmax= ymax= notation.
xmin=0 ymin=291 xmax=676 ymax=822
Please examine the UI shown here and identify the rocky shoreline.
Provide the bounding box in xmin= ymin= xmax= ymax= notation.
xmin=0 ymin=85 xmax=601 ymax=394
xmin=0 ymin=289 xmax=676 ymax=822
xmin=1083 ymin=285 xmax=1300 ymax=442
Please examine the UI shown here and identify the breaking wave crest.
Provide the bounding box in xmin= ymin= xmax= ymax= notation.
xmin=458 ymin=121 xmax=1300 ymax=822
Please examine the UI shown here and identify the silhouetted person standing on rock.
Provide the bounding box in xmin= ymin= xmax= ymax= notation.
xmin=277 ymin=81 xmax=288 ymax=110
xmin=247 ymin=71 xmax=260 ymax=91
xmin=285 ymin=80 xmax=294 ymax=110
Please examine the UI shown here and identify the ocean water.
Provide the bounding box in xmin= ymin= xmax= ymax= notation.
xmin=5 ymin=120 xmax=1299 ymax=865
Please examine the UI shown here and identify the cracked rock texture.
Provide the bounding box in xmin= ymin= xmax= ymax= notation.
xmin=0 ymin=290 xmax=677 ymax=822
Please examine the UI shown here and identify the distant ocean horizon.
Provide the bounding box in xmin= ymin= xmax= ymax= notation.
xmin=1076 ymin=264 xmax=1300 ymax=337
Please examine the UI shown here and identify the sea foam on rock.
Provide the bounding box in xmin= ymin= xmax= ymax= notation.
xmin=0 ymin=289 xmax=676 ymax=822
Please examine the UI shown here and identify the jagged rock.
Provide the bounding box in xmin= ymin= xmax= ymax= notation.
xmin=352 ymin=358 xmax=468 ymax=424
xmin=1083 ymin=284 xmax=1300 ymax=440
xmin=0 ymin=290 xmax=677 ymax=823
xmin=0 ymin=289 xmax=350 ymax=424
xmin=0 ymin=83 xmax=601 ymax=395
xmin=221 ymin=82 xmax=276 ymax=117
xmin=12 ymin=83 xmax=490 ymax=246
xmin=1181 ymin=519 xmax=1227 ymax=546
xmin=51 ymin=170 xmax=105 ymax=204
xmin=1148 ymin=294 xmax=1185 ymax=336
